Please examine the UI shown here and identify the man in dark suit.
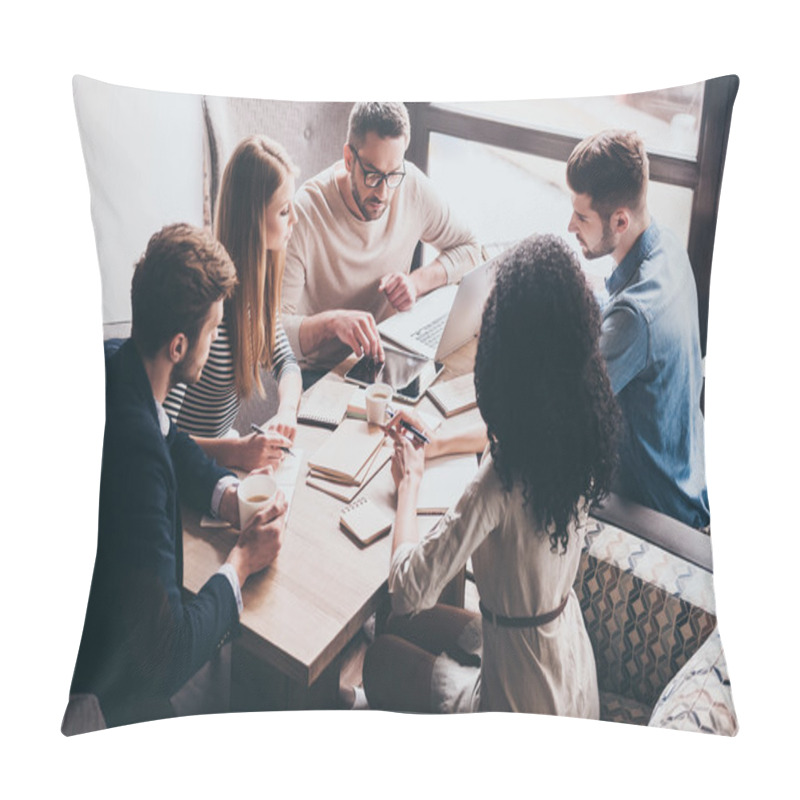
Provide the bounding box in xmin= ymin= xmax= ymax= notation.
xmin=66 ymin=224 xmax=286 ymax=730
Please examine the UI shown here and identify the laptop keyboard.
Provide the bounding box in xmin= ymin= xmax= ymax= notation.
xmin=411 ymin=314 xmax=447 ymax=348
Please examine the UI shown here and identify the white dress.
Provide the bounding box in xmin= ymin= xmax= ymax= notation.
xmin=388 ymin=450 xmax=600 ymax=717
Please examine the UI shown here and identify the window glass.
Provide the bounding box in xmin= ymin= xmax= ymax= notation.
xmin=434 ymin=81 xmax=705 ymax=160
xmin=424 ymin=133 xmax=693 ymax=284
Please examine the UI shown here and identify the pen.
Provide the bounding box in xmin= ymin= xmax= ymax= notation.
xmin=399 ymin=419 xmax=430 ymax=445
xmin=250 ymin=423 xmax=296 ymax=456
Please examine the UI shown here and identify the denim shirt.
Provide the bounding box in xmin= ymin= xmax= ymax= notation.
xmin=601 ymin=221 xmax=710 ymax=528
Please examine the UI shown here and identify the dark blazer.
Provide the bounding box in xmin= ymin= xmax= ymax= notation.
xmin=70 ymin=339 xmax=239 ymax=727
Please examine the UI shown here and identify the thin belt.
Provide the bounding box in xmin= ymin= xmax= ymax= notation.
xmin=479 ymin=594 xmax=570 ymax=628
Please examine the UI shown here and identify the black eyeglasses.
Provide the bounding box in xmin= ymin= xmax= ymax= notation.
xmin=349 ymin=145 xmax=406 ymax=189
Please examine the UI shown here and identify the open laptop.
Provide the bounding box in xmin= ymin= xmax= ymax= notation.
xmin=377 ymin=252 xmax=502 ymax=360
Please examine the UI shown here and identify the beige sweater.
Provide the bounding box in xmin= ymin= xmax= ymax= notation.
xmin=281 ymin=161 xmax=481 ymax=369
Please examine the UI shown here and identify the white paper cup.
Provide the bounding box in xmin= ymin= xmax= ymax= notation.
xmin=237 ymin=474 xmax=277 ymax=530
xmin=365 ymin=382 xmax=393 ymax=425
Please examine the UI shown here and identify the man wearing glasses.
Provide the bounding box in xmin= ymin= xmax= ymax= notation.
xmin=281 ymin=102 xmax=481 ymax=378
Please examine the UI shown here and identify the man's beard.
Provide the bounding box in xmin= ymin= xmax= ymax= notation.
xmin=350 ymin=170 xmax=385 ymax=221
xmin=582 ymin=219 xmax=616 ymax=260
xmin=171 ymin=348 xmax=202 ymax=388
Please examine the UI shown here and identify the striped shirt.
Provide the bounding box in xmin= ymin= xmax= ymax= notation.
xmin=164 ymin=317 xmax=300 ymax=438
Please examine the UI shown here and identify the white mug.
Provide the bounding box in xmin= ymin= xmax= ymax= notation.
xmin=365 ymin=382 xmax=393 ymax=425
xmin=237 ymin=474 xmax=277 ymax=530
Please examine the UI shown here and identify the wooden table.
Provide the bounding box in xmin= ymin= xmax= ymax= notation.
xmin=182 ymin=340 xmax=482 ymax=710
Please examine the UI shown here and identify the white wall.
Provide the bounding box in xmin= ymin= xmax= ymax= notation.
xmin=73 ymin=76 xmax=205 ymax=329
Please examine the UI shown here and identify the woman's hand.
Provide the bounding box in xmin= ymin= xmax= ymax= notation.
xmin=386 ymin=410 xmax=488 ymax=461
xmin=263 ymin=410 xmax=298 ymax=444
xmin=390 ymin=431 xmax=426 ymax=491
xmin=384 ymin=408 xmax=439 ymax=460
xmin=235 ymin=430 xmax=291 ymax=472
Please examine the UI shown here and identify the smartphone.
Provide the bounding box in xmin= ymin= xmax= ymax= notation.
xmin=344 ymin=345 xmax=444 ymax=403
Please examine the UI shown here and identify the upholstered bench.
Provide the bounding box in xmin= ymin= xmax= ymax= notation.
xmin=577 ymin=504 xmax=736 ymax=735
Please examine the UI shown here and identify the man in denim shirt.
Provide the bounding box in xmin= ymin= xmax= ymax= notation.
xmin=566 ymin=131 xmax=709 ymax=529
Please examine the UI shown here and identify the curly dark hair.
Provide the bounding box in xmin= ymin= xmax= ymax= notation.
xmin=474 ymin=234 xmax=620 ymax=553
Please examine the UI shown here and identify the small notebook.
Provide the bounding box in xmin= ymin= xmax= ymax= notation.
xmin=308 ymin=440 xmax=380 ymax=486
xmin=307 ymin=419 xmax=386 ymax=483
xmin=339 ymin=496 xmax=393 ymax=546
xmin=308 ymin=442 xmax=390 ymax=487
xmin=426 ymin=372 xmax=477 ymax=418
xmin=297 ymin=379 xmax=354 ymax=429
xmin=306 ymin=449 xmax=391 ymax=502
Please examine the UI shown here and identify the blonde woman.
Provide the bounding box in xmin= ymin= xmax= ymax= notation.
xmin=165 ymin=136 xmax=302 ymax=471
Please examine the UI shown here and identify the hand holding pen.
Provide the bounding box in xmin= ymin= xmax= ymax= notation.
xmin=250 ymin=423 xmax=297 ymax=457
xmin=383 ymin=408 xmax=431 ymax=447
xmin=386 ymin=409 xmax=428 ymax=489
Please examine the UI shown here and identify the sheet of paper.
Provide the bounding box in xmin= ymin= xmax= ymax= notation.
xmin=274 ymin=447 xmax=303 ymax=510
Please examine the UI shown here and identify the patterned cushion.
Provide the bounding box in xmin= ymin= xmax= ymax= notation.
xmin=648 ymin=627 xmax=738 ymax=735
xmin=599 ymin=691 xmax=652 ymax=726
xmin=575 ymin=549 xmax=717 ymax=708
xmin=582 ymin=520 xmax=716 ymax=614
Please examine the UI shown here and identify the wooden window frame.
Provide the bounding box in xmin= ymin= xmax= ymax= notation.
xmin=406 ymin=76 xmax=738 ymax=356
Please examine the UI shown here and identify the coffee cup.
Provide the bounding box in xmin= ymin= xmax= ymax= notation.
xmin=365 ymin=382 xmax=393 ymax=425
xmin=237 ymin=474 xmax=277 ymax=530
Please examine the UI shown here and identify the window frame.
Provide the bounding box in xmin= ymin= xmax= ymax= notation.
xmin=406 ymin=76 xmax=738 ymax=355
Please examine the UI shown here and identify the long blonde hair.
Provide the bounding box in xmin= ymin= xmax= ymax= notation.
xmin=215 ymin=135 xmax=298 ymax=398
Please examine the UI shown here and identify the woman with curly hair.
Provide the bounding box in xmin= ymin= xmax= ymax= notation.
xmin=164 ymin=135 xmax=303 ymax=471
xmin=360 ymin=234 xmax=620 ymax=715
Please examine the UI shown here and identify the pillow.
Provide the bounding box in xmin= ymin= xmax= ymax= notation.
xmin=66 ymin=75 xmax=738 ymax=734
xmin=577 ymin=547 xmax=717 ymax=709
xmin=648 ymin=627 xmax=738 ymax=735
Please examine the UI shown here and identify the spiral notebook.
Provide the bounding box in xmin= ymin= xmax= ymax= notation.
xmin=297 ymin=379 xmax=354 ymax=429
xmin=339 ymin=496 xmax=393 ymax=546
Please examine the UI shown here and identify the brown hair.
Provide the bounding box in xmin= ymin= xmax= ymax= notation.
xmin=215 ymin=135 xmax=298 ymax=398
xmin=347 ymin=102 xmax=410 ymax=149
xmin=566 ymin=130 xmax=649 ymax=219
xmin=131 ymin=223 xmax=237 ymax=358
